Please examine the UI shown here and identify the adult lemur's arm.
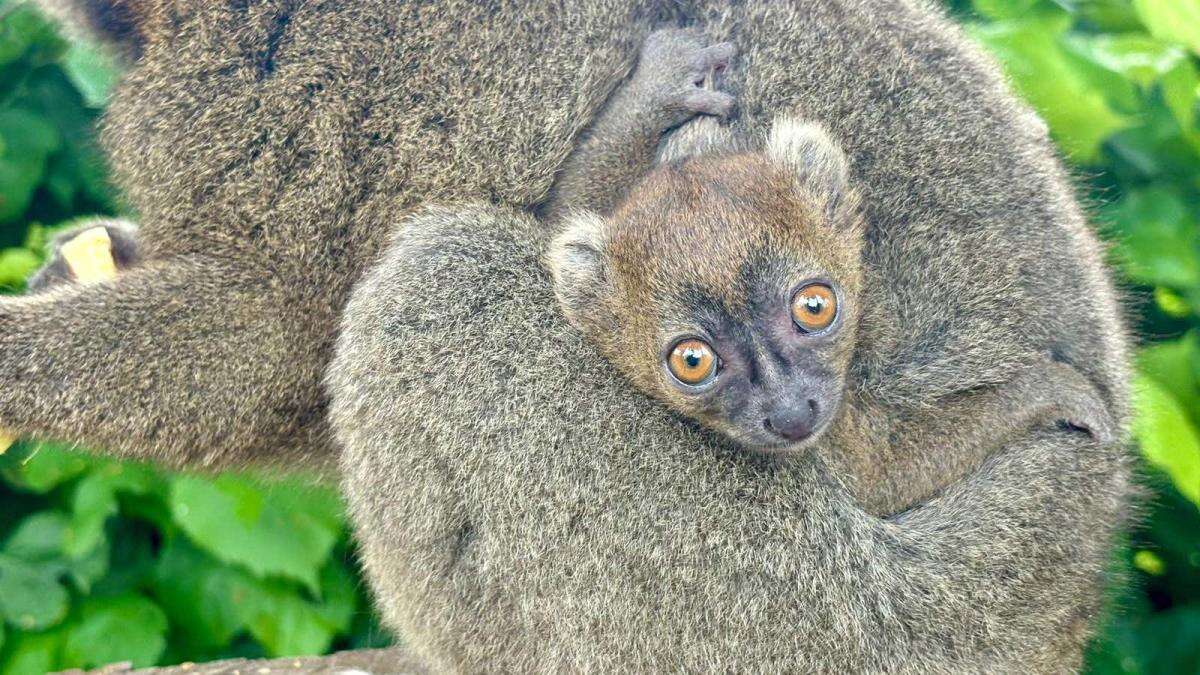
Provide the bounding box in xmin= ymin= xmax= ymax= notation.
xmin=329 ymin=206 xmax=1131 ymax=673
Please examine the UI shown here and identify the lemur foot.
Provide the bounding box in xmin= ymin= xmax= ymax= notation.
xmin=26 ymin=219 xmax=140 ymax=291
xmin=635 ymin=29 xmax=736 ymax=124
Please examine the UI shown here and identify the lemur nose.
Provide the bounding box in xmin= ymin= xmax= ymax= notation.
xmin=764 ymin=399 xmax=819 ymax=442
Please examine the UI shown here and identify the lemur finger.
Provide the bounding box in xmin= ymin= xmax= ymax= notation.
xmin=696 ymin=42 xmax=736 ymax=73
xmin=683 ymin=89 xmax=736 ymax=117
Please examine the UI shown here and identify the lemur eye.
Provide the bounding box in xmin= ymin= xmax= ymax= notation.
xmin=667 ymin=338 xmax=718 ymax=386
xmin=791 ymin=283 xmax=838 ymax=332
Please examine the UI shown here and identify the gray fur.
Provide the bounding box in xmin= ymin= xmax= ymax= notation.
xmin=25 ymin=0 xmax=1132 ymax=670
xmin=656 ymin=115 xmax=740 ymax=163
xmin=330 ymin=207 xmax=1130 ymax=672
xmin=540 ymin=28 xmax=735 ymax=223
xmin=547 ymin=114 xmax=1116 ymax=515
xmin=33 ymin=0 xmax=150 ymax=61
xmin=18 ymin=0 xmax=665 ymax=471
xmin=327 ymin=1 xmax=1134 ymax=669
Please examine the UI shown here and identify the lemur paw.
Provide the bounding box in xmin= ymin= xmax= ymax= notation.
xmin=26 ymin=219 xmax=140 ymax=291
xmin=635 ymin=29 xmax=736 ymax=123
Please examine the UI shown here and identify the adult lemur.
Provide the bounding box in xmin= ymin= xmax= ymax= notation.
xmin=30 ymin=0 xmax=1131 ymax=670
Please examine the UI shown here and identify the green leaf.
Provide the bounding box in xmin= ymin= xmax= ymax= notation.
xmin=1153 ymin=286 xmax=1192 ymax=317
xmin=1 ymin=443 xmax=93 ymax=494
xmin=968 ymin=15 xmax=1132 ymax=161
xmin=1059 ymin=34 xmax=1141 ymax=113
xmin=315 ymin=558 xmax=359 ymax=634
xmin=151 ymin=537 xmax=252 ymax=650
xmin=0 ymin=156 xmax=46 ymax=225
xmin=1063 ymin=32 xmax=1188 ymax=88
xmin=42 ymin=153 xmax=79 ymax=209
xmin=1133 ymin=374 xmax=1200 ymax=507
xmin=1091 ymin=605 xmax=1200 ymax=673
xmin=1136 ymin=472 xmax=1200 ymax=602
xmin=1161 ymin=57 xmax=1200 ymax=131
xmin=64 ymin=473 xmax=116 ymax=562
xmin=65 ymin=462 xmax=155 ymax=559
xmin=0 ymin=108 xmax=61 ymax=158
xmin=1133 ymin=549 xmax=1166 ymax=575
xmin=0 ymin=554 xmax=69 ymax=630
xmin=972 ymin=0 xmax=1040 ymax=20
xmin=3 ymin=511 xmax=68 ymax=563
xmin=65 ymin=537 xmax=110 ymax=594
xmin=0 ymin=248 xmax=40 ymax=288
xmin=1105 ymin=187 xmax=1200 ymax=288
xmin=1132 ymin=0 xmax=1200 ymax=55
xmin=153 ymin=536 xmax=343 ymax=658
xmin=1105 ymin=105 xmax=1200 ymax=179
xmin=61 ymin=594 xmax=167 ymax=669
xmin=62 ymin=41 xmax=119 ymax=108
xmin=256 ymin=478 xmax=347 ymax=534
xmin=170 ymin=475 xmax=339 ymax=592
xmin=89 ymin=519 xmax=153 ymax=597
xmin=1138 ymin=334 xmax=1200 ymax=421
xmin=0 ymin=628 xmax=64 ymax=675
xmin=243 ymin=581 xmax=337 ymax=657
xmin=0 ymin=4 xmax=66 ymax=69
xmin=1070 ymin=0 xmax=1145 ymax=32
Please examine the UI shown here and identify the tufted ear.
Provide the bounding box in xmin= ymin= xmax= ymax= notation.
xmin=766 ymin=117 xmax=855 ymax=221
xmin=546 ymin=212 xmax=618 ymax=335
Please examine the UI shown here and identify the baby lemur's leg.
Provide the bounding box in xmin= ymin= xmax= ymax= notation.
xmin=539 ymin=29 xmax=734 ymax=222
xmin=844 ymin=360 xmax=1118 ymax=513
xmin=26 ymin=219 xmax=141 ymax=291
xmin=0 ymin=258 xmax=332 ymax=471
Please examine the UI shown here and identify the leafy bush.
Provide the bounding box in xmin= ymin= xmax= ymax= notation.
xmin=0 ymin=0 xmax=1197 ymax=672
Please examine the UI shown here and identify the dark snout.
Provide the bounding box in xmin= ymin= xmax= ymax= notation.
xmin=763 ymin=398 xmax=819 ymax=442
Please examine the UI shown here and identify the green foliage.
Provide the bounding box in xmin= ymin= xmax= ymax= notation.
xmin=0 ymin=2 xmax=114 ymax=244
xmin=0 ymin=0 xmax=1198 ymax=671
xmin=0 ymin=441 xmax=390 ymax=673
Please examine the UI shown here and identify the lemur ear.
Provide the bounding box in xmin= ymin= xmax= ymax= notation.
xmin=546 ymin=212 xmax=617 ymax=334
xmin=766 ymin=117 xmax=855 ymax=221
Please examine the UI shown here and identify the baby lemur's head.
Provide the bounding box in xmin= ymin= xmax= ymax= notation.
xmin=549 ymin=118 xmax=864 ymax=452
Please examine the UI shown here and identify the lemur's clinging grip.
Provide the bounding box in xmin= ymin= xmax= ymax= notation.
xmin=548 ymin=115 xmax=1117 ymax=513
xmin=330 ymin=204 xmax=1129 ymax=672
xmin=26 ymin=1 xmax=1131 ymax=668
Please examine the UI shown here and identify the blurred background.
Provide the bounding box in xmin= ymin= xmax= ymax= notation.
xmin=0 ymin=0 xmax=1196 ymax=672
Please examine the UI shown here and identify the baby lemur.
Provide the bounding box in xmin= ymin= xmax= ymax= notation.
xmin=547 ymin=111 xmax=1112 ymax=509
xmin=549 ymin=118 xmax=862 ymax=452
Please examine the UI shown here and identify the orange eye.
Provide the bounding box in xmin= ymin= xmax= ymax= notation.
xmin=667 ymin=338 xmax=718 ymax=386
xmin=791 ymin=283 xmax=838 ymax=332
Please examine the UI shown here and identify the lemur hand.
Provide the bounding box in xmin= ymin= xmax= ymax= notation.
xmin=632 ymin=29 xmax=736 ymax=127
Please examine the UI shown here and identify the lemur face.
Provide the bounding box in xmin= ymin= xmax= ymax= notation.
xmin=654 ymin=265 xmax=853 ymax=451
xmin=549 ymin=120 xmax=863 ymax=455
